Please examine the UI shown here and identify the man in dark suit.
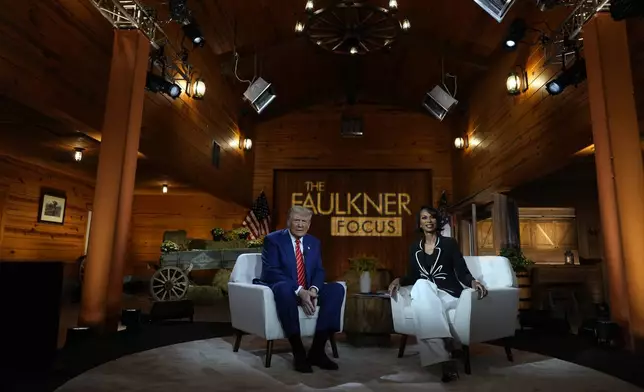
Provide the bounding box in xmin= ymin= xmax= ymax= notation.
xmin=260 ymin=205 xmax=345 ymax=373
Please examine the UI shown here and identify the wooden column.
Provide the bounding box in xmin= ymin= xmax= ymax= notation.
xmin=585 ymin=14 xmax=644 ymax=350
xmin=470 ymin=204 xmax=478 ymax=256
xmin=79 ymin=30 xmax=149 ymax=329
xmin=492 ymin=193 xmax=509 ymax=252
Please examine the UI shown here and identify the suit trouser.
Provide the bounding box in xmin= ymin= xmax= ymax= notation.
xmin=272 ymin=281 xmax=345 ymax=336
xmin=410 ymin=279 xmax=459 ymax=367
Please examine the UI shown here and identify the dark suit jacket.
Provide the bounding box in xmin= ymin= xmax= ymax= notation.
xmin=400 ymin=235 xmax=474 ymax=297
xmin=260 ymin=229 xmax=326 ymax=293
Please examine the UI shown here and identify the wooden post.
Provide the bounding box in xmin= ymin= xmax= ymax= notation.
xmin=79 ymin=30 xmax=149 ymax=330
xmin=492 ymin=193 xmax=509 ymax=253
xmin=585 ymin=14 xmax=644 ymax=350
xmin=471 ymin=203 xmax=478 ymax=256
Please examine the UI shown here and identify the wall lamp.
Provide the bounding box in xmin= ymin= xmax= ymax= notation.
xmin=506 ymin=66 xmax=529 ymax=95
xmin=162 ymin=184 xmax=168 ymax=194
xmin=74 ymin=147 xmax=85 ymax=162
xmin=454 ymin=135 xmax=469 ymax=150
xmin=240 ymin=138 xmax=253 ymax=151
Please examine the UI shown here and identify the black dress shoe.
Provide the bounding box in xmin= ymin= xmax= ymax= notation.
xmin=441 ymin=360 xmax=459 ymax=383
xmin=293 ymin=355 xmax=313 ymax=373
xmin=308 ymin=352 xmax=339 ymax=370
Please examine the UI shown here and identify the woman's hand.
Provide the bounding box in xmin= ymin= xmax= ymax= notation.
xmin=471 ymin=280 xmax=488 ymax=299
xmin=388 ymin=278 xmax=401 ymax=297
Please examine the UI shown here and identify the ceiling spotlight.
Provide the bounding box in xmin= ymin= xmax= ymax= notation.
xmin=422 ymin=85 xmax=458 ymax=122
xmin=162 ymin=184 xmax=168 ymax=194
xmin=182 ymin=23 xmax=205 ymax=47
xmin=389 ymin=0 xmax=398 ymax=11
xmin=350 ymin=47 xmax=358 ymax=55
xmin=74 ymin=147 xmax=84 ymax=162
xmin=504 ymin=18 xmax=526 ymax=50
xmin=401 ymin=18 xmax=411 ymax=31
xmin=146 ymin=72 xmax=182 ymax=99
xmin=295 ymin=21 xmax=305 ymax=33
xmin=243 ymin=77 xmax=276 ymax=114
xmin=546 ymin=58 xmax=587 ymax=96
xmin=305 ymin=0 xmax=314 ymax=12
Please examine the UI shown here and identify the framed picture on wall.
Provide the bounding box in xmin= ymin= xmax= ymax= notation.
xmin=38 ymin=189 xmax=67 ymax=225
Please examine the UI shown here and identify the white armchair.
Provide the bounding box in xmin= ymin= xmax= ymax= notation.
xmin=390 ymin=256 xmax=519 ymax=374
xmin=228 ymin=253 xmax=347 ymax=367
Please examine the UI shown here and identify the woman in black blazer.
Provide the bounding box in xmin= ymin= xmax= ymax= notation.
xmin=389 ymin=206 xmax=487 ymax=382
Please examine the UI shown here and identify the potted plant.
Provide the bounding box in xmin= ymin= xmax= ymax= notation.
xmin=348 ymin=254 xmax=379 ymax=293
xmin=499 ymin=247 xmax=534 ymax=273
xmin=234 ymin=227 xmax=251 ymax=240
xmin=160 ymin=240 xmax=180 ymax=254
xmin=211 ymin=227 xmax=225 ymax=241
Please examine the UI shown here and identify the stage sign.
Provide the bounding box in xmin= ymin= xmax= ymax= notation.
xmin=291 ymin=181 xmax=412 ymax=237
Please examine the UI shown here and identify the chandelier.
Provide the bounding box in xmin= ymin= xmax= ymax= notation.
xmin=295 ymin=0 xmax=411 ymax=55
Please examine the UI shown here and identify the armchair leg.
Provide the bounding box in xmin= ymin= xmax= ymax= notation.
xmin=397 ymin=334 xmax=408 ymax=358
xmin=504 ymin=337 xmax=514 ymax=362
xmin=462 ymin=345 xmax=471 ymax=375
xmin=329 ymin=333 xmax=339 ymax=358
xmin=233 ymin=329 xmax=243 ymax=352
xmin=265 ymin=340 xmax=274 ymax=368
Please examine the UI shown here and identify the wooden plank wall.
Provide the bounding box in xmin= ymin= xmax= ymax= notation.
xmin=253 ymin=104 xmax=454 ymax=212
xmin=0 ymin=156 xmax=94 ymax=262
xmin=128 ymin=193 xmax=247 ymax=276
xmin=452 ymin=10 xmax=594 ymax=201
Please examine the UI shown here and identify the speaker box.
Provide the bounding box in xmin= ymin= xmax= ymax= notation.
xmin=0 ymin=261 xmax=64 ymax=376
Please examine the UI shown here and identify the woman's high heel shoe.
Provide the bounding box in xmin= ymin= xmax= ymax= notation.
xmin=441 ymin=360 xmax=460 ymax=383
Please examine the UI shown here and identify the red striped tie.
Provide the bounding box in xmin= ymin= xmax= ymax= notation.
xmin=295 ymin=239 xmax=306 ymax=287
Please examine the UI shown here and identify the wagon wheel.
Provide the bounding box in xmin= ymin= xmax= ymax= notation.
xmin=150 ymin=266 xmax=189 ymax=302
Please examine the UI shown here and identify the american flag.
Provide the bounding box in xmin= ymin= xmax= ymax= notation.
xmin=243 ymin=191 xmax=272 ymax=239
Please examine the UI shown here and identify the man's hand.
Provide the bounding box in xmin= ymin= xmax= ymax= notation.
xmin=298 ymin=289 xmax=316 ymax=316
xmin=471 ymin=280 xmax=488 ymax=299
xmin=308 ymin=287 xmax=318 ymax=307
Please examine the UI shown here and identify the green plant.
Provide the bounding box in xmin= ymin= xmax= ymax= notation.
xmin=247 ymin=236 xmax=264 ymax=248
xmin=499 ymin=247 xmax=534 ymax=272
xmin=160 ymin=240 xmax=180 ymax=254
xmin=348 ymin=254 xmax=379 ymax=274
xmin=211 ymin=228 xmax=225 ymax=239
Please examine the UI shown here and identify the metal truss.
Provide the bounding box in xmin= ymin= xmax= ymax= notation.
xmin=88 ymin=0 xmax=192 ymax=83
xmin=543 ymin=0 xmax=611 ymax=66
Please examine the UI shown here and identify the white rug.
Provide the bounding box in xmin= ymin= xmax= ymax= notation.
xmin=55 ymin=336 xmax=642 ymax=391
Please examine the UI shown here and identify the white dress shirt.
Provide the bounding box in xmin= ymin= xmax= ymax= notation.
xmin=288 ymin=230 xmax=319 ymax=295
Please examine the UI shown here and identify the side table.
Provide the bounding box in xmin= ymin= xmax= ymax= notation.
xmin=343 ymin=292 xmax=393 ymax=347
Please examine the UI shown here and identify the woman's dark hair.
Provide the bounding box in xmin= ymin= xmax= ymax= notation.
xmin=416 ymin=205 xmax=444 ymax=233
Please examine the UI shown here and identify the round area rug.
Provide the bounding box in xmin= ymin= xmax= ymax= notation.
xmin=55 ymin=336 xmax=642 ymax=391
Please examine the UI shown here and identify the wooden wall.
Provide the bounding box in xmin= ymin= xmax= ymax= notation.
xmin=253 ymin=104 xmax=454 ymax=210
xmin=128 ymin=192 xmax=247 ymax=276
xmin=272 ymin=169 xmax=432 ymax=278
xmin=627 ymin=19 xmax=644 ymax=134
xmin=452 ymin=10 xmax=594 ymax=202
xmin=0 ymin=156 xmax=93 ymax=262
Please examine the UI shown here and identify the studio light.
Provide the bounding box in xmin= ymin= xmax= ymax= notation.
xmin=74 ymin=147 xmax=84 ymax=162
xmin=146 ymin=72 xmax=182 ymax=99
xmin=401 ymin=18 xmax=411 ymax=31
xmin=389 ymin=0 xmax=399 ymax=11
xmin=472 ymin=0 xmax=517 ymax=22
xmin=422 ymin=85 xmax=458 ymax=122
xmin=546 ymin=58 xmax=587 ymax=96
xmin=506 ymin=66 xmax=528 ymax=95
xmin=243 ymin=77 xmax=276 ymax=114
xmin=504 ymin=19 xmax=527 ymax=50
xmin=305 ymin=0 xmax=314 ymax=12
xmin=182 ymin=23 xmax=205 ymax=47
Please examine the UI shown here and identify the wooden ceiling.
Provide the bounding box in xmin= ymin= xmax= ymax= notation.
xmin=188 ymin=0 xmax=531 ymax=116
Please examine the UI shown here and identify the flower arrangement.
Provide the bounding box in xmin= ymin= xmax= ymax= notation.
xmin=160 ymin=240 xmax=180 ymax=254
xmin=211 ymin=227 xmax=225 ymax=241
xmin=234 ymin=227 xmax=251 ymax=240
xmin=247 ymin=236 xmax=264 ymax=248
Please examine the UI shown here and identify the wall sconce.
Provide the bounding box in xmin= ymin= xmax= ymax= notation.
xmin=192 ymin=78 xmax=206 ymax=99
xmin=74 ymin=147 xmax=85 ymax=162
xmin=454 ymin=136 xmax=468 ymax=149
xmin=240 ymin=138 xmax=253 ymax=151
xmin=506 ymin=66 xmax=529 ymax=95
xmin=162 ymin=184 xmax=168 ymax=194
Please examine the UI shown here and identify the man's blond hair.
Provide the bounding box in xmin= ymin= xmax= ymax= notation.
xmin=287 ymin=206 xmax=313 ymax=223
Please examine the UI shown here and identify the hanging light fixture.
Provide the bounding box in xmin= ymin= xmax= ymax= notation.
xmin=74 ymin=147 xmax=85 ymax=162
xmin=506 ymin=66 xmax=529 ymax=95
